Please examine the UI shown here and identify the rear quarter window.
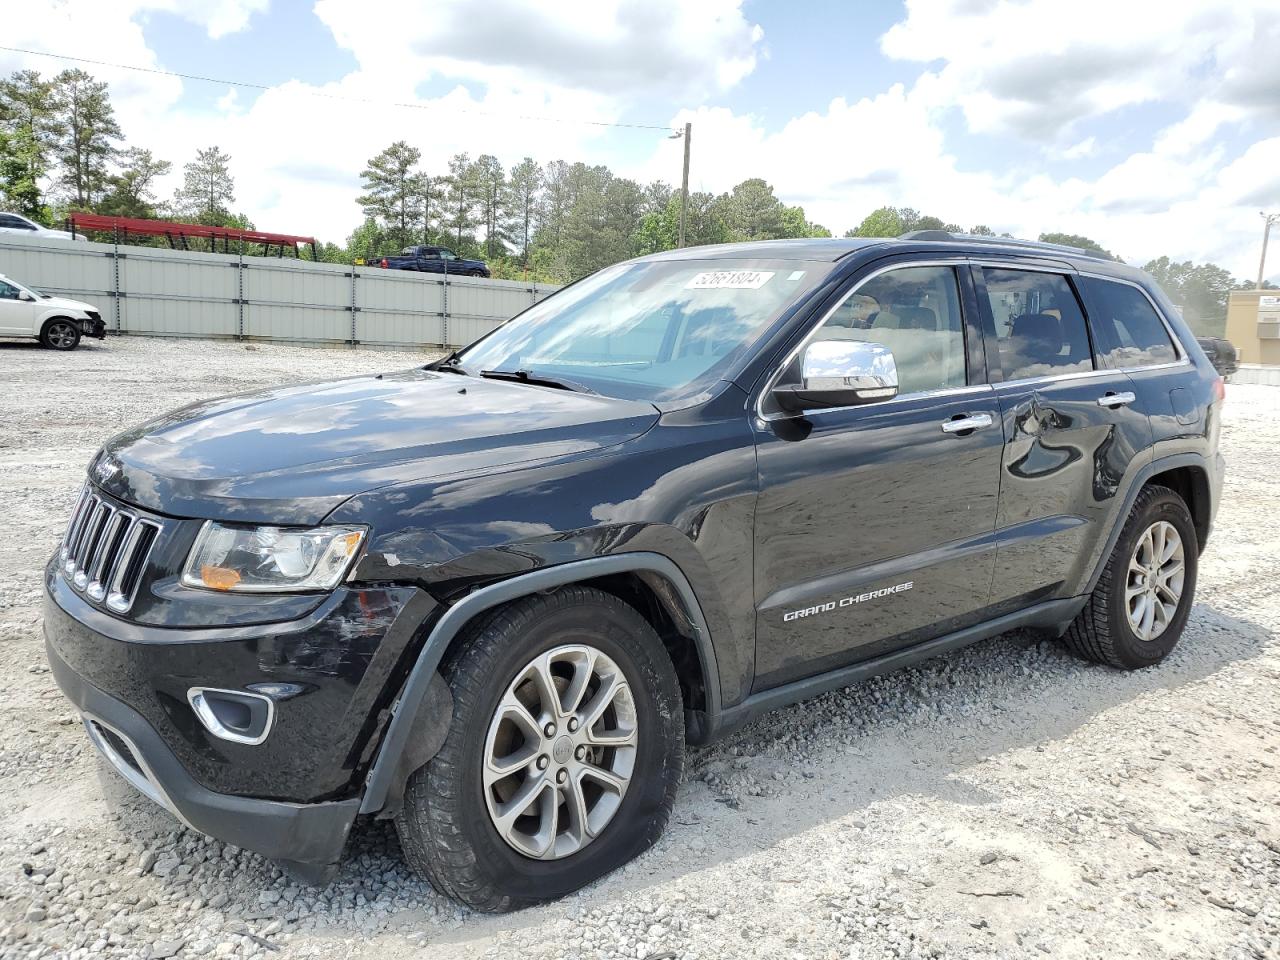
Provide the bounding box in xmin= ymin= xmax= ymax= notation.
xmin=1080 ymin=277 xmax=1179 ymax=369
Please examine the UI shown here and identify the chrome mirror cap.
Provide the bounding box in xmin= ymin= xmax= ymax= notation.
xmin=773 ymin=340 xmax=899 ymax=413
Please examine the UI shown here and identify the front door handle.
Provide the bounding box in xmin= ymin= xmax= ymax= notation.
xmin=1097 ymin=391 xmax=1136 ymax=408
xmin=941 ymin=413 xmax=994 ymax=434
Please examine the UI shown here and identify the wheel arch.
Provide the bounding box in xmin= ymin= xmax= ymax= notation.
xmin=359 ymin=552 xmax=722 ymax=817
xmin=39 ymin=314 xmax=80 ymax=335
xmin=1083 ymin=453 xmax=1215 ymax=596
xmin=1147 ymin=463 xmax=1211 ymax=551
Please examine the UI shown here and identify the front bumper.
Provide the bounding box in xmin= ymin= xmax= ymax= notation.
xmin=79 ymin=316 xmax=106 ymax=339
xmin=48 ymin=639 xmax=357 ymax=878
xmin=43 ymin=561 xmax=440 ymax=876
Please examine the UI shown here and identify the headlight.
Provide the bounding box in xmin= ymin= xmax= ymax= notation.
xmin=181 ymin=522 xmax=366 ymax=593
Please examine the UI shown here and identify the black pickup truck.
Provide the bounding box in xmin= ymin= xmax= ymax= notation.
xmin=46 ymin=234 xmax=1224 ymax=911
xmin=365 ymin=245 xmax=490 ymax=278
xmin=1196 ymin=336 xmax=1238 ymax=378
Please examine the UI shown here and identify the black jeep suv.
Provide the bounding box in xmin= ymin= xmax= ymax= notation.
xmin=45 ymin=234 xmax=1224 ymax=911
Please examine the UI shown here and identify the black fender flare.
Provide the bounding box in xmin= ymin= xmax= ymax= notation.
xmin=1081 ymin=451 xmax=1216 ymax=597
xmin=359 ymin=552 xmax=722 ymax=815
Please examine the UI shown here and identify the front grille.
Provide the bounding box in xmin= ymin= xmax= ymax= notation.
xmin=59 ymin=484 xmax=163 ymax=614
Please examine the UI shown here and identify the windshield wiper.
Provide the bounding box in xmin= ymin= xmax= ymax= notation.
xmin=479 ymin=369 xmax=595 ymax=394
xmin=425 ymin=352 xmax=469 ymax=375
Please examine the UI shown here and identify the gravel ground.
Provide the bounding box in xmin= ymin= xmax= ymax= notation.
xmin=1 ymin=335 xmax=1277 ymax=960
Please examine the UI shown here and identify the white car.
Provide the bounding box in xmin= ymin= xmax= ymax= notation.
xmin=0 ymin=275 xmax=106 ymax=350
xmin=0 ymin=211 xmax=86 ymax=241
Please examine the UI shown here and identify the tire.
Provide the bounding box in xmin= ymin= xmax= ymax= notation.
xmin=41 ymin=318 xmax=81 ymax=351
xmin=395 ymin=586 xmax=684 ymax=912
xmin=1063 ymin=484 xmax=1198 ymax=669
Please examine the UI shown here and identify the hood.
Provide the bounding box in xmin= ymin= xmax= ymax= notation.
xmin=40 ymin=295 xmax=96 ymax=313
xmin=94 ymin=369 xmax=660 ymax=524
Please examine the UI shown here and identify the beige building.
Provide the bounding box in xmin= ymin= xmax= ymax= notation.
xmin=1224 ymin=289 xmax=1280 ymax=380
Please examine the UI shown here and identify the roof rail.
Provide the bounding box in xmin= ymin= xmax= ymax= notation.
xmin=897 ymin=229 xmax=1113 ymax=261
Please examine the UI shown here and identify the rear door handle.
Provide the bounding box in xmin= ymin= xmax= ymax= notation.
xmin=941 ymin=413 xmax=994 ymax=434
xmin=1097 ymin=391 xmax=1136 ymax=408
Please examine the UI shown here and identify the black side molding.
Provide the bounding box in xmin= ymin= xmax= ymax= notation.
xmin=706 ymin=596 xmax=1087 ymax=741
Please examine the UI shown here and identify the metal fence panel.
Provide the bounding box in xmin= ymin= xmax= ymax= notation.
xmin=0 ymin=235 xmax=115 ymax=301
xmin=0 ymin=232 xmax=558 ymax=348
xmin=245 ymin=259 xmax=351 ymax=342
xmin=357 ymin=270 xmax=447 ymax=346
xmin=119 ymin=248 xmax=240 ymax=337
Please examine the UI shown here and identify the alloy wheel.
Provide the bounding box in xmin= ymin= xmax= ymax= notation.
xmin=1125 ymin=519 xmax=1185 ymax=642
xmin=47 ymin=321 xmax=77 ymax=348
xmin=482 ymin=644 xmax=638 ymax=860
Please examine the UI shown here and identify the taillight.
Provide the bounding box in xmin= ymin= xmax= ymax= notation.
xmin=380 ymin=258 xmax=388 ymax=268
xmin=1212 ymin=376 xmax=1226 ymax=404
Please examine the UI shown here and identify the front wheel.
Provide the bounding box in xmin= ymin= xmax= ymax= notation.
xmin=395 ymin=586 xmax=684 ymax=912
xmin=1064 ymin=484 xmax=1198 ymax=669
xmin=41 ymin=319 xmax=81 ymax=351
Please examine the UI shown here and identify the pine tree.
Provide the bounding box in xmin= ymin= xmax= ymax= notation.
xmin=472 ymin=154 xmax=507 ymax=259
xmin=507 ymin=157 xmax=541 ymax=266
xmin=356 ymin=141 xmax=424 ymax=250
xmin=50 ymin=69 xmax=121 ymax=209
xmin=444 ymin=153 xmax=476 ymax=250
xmin=175 ymin=146 xmax=235 ymax=223
xmin=100 ymin=147 xmax=171 ymax=218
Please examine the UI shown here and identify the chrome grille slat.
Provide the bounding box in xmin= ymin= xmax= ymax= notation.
xmin=58 ymin=483 xmax=165 ymax=614
xmin=65 ymin=492 xmax=100 ymax=570
xmin=74 ymin=503 xmax=111 ymax=588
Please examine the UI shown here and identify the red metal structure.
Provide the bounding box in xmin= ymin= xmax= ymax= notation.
xmin=67 ymin=213 xmax=319 ymax=260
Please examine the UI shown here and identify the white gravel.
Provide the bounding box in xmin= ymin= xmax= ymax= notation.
xmin=1 ymin=335 xmax=1277 ymax=960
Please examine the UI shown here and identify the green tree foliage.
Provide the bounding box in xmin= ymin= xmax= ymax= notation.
xmin=99 ymin=147 xmax=171 ymax=218
xmin=507 ymin=157 xmax=541 ymax=266
xmin=472 ymin=154 xmax=507 ymax=260
xmin=0 ymin=70 xmax=60 ymax=219
xmin=443 ymin=152 xmax=477 ymax=250
xmin=174 ymin=146 xmax=236 ymax=223
xmin=851 ymin=206 xmax=906 ymax=237
xmin=1142 ymin=256 xmax=1242 ymax=335
xmin=357 ymin=140 xmax=424 ymax=251
xmin=1038 ymin=232 xmax=1116 ymax=259
xmin=50 ymin=69 xmax=121 ymax=209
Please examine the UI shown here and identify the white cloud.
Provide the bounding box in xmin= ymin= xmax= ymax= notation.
xmin=314 ymin=0 xmax=764 ymax=100
xmin=1061 ymin=137 xmax=1096 ymax=160
xmin=141 ymin=0 xmax=269 ymax=40
xmin=880 ymin=0 xmax=1271 ymax=140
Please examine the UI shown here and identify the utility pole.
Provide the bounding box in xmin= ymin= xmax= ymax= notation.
xmin=678 ymin=122 xmax=691 ymax=248
xmin=1259 ymin=211 xmax=1279 ymax=289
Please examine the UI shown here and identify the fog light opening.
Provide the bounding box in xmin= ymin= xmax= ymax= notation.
xmin=187 ymin=687 xmax=275 ymax=746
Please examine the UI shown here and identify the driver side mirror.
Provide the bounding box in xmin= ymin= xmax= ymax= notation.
xmin=772 ymin=339 xmax=899 ymax=413
xmin=18 ymin=291 xmax=35 ymax=302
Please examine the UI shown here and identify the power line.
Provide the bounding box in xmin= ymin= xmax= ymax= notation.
xmin=0 ymin=44 xmax=678 ymax=132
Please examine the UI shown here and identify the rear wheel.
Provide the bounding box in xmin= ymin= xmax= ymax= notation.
xmin=1063 ymin=484 xmax=1198 ymax=669
xmin=41 ymin=319 xmax=80 ymax=351
xmin=395 ymin=586 xmax=683 ymax=912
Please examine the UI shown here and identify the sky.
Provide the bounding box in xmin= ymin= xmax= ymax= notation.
xmin=4 ymin=0 xmax=1279 ymax=280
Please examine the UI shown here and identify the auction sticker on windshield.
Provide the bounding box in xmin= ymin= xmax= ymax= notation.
xmin=686 ymin=270 xmax=774 ymax=290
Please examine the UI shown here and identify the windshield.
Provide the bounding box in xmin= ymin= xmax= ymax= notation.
xmin=457 ymin=258 xmax=828 ymax=401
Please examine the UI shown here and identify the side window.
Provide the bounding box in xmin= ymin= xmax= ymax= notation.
xmin=0 ymin=215 xmax=23 ymax=228
xmin=983 ymin=268 xmax=1093 ymax=381
xmin=0 ymin=281 xmax=19 ymax=300
xmin=1080 ymin=277 xmax=1178 ymax=368
xmin=811 ymin=265 xmax=967 ymax=395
